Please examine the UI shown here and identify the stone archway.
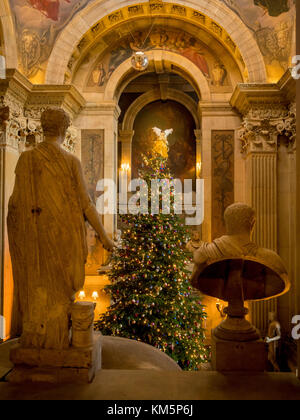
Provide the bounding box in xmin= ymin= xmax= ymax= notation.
xmin=45 ymin=0 xmax=267 ymax=84
xmin=119 ymin=87 xmax=201 ymax=181
xmin=0 ymin=0 xmax=18 ymax=68
xmin=121 ymin=88 xmax=200 ymax=132
xmin=104 ymin=50 xmax=211 ymax=102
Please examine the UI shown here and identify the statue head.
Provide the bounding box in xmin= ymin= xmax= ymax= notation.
xmin=224 ymin=203 xmax=256 ymax=236
xmin=41 ymin=108 xmax=70 ymax=143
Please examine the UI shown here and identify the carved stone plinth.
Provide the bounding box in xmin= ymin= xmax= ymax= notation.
xmin=7 ymin=332 xmax=102 ymax=384
xmin=211 ymin=333 xmax=267 ymax=372
xmin=8 ymin=302 xmax=102 ymax=384
xmin=71 ymin=302 xmax=96 ymax=349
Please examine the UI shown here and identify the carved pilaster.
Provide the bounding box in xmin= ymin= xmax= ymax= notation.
xmin=238 ymin=103 xmax=292 ymax=335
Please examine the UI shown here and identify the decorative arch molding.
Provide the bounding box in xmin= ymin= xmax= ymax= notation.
xmin=122 ymin=88 xmax=200 ymax=132
xmin=45 ymin=0 xmax=267 ymax=85
xmin=104 ymin=50 xmax=211 ymax=102
xmin=0 ymin=0 xmax=18 ymax=68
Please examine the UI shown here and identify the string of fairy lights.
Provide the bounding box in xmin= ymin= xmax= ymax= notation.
xmin=96 ymin=154 xmax=210 ymax=370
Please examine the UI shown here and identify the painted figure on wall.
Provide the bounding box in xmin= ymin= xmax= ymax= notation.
xmin=87 ymin=28 xmax=228 ymax=91
xmin=221 ymin=0 xmax=295 ymax=80
xmin=181 ymin=38 xmax=210 ymax=78
xmin=132 ymin=100 xmax=196 ymax=183
xmin=28 ymin=0 xmax=70 ymax=22
xmin=10 ymin=0 xmax=90 ymax=78
xmin=254 ymin=0 xmax=290 ymax=17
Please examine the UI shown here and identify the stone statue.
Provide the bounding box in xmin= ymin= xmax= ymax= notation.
xmin=152 ymin=127 xmax=173 ymax=158
xmin=190 ymin=203 xmax=290 ymax=371
xmin=7 ymin=108 xmax=114 ymax=351
xmin=265 ymin=311 xmax=281 ymax=372
xmin=191 ymin=203 xmax=289 ymax=296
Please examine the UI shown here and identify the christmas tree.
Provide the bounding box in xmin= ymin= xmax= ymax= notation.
xmin=97 ymin=147 xmax=209 ymax=370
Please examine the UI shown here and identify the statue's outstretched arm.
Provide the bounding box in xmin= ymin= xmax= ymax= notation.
xmin=72 ymin=157 xmax=114 ymax=252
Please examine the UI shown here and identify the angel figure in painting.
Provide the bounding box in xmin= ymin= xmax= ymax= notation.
xmin=152 ymin=127 xmax=173 ymax=159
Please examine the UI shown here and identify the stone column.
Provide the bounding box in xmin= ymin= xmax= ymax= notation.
xmin=0 ymin=105 xmax=23 ymax=340
xmin=239 ymin=104 xmax=293 ymax=336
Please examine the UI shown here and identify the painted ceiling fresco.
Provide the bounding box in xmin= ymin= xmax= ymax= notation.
xmin=9 ymin=0 xmax=90 ymax=78
xmin=86 ymin=27 xmax=231 ymax=92
xmin=221 ymin=0 xmax=295 ymax=80
xmin=8 ymin=0 xmax=296 ymax=83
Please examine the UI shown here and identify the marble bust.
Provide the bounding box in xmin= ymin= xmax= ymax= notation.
xmin=191 ymin=203 xmax=290 ymax=301
xmin=7 ymin=108 xmax=114 ymax=350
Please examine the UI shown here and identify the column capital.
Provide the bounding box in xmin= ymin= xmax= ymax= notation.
xmin=119 ymin=129 xmax=134 ymax=144
xmin=239 ymin=101 xmax=296 ymax=155
xmin=0 ymin=105 xmax=26 ymax=151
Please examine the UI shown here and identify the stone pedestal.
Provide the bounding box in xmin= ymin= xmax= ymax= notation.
xmin=7 ymin=332 xmax=102 ymax=384
xmin=211 ymin=333 xmax=267 ymax=372
xmin=7 ymin=302 xmax=102 ymax=384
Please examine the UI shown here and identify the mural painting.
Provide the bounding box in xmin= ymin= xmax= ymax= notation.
xmin=132 ymin=100 xmax=196 ymax=184
xmin=87 ymin=27 xmax=230 ymax=91
xmin=211 ymin=130 xmax=234 ymax=240
xmin=81 ymin=129 xmax=105 ymax=275
xmin=9 ymin=0 xmax=90 ymax=78
xmin=221 ymin=0 xmax=295 ymax=80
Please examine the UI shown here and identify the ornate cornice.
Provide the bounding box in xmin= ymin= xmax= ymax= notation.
xmin=0 ymin=69 xmax=86 ymax=120
xmin=0 ymin=70 xmax=85 ymax=152
xmin=230 ymin=84 xmax=286 ymax=117
xmin=230 ymin=69 xmax=295 ymax=117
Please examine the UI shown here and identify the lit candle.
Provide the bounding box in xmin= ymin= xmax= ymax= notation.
xmin=92 ymin=291 xmax=99 ymax=301
xmin=78 ymin=290 xmax=86 ymax=300
xmin=196 ymin=162 xmax=202 ymax=177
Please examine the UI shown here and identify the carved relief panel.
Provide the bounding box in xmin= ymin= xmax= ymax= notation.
xmin=81 ymin=129 xmax=105 ymax=275
xmin=211 ymin=130 xmax=234 ymax=240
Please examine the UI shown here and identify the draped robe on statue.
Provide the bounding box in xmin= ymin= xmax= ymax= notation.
xmin=7 ymin=142 xmax=98 ymax=349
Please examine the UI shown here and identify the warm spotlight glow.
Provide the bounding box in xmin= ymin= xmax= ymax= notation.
xmin=92 ymin=291 xmax=99 ymax=301
xmin=78 ymin=290 xmax=86 ymax=300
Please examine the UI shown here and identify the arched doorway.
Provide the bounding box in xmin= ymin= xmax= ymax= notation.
xmin=131 ymin=99 xmax=196 ymax=182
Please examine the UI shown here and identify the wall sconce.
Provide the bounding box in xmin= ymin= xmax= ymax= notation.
xmin=196 ymin=162 xmax=202 ymax=176
xmin=78 ymin=290 xmax=86 ymax=300
xmin=121 ymin=163 xmax=130 ymax=172
xmin=216 ymin=299 xmax=226 ymax=318
xmin=92 ymin=291 xmax=99 ymax=301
